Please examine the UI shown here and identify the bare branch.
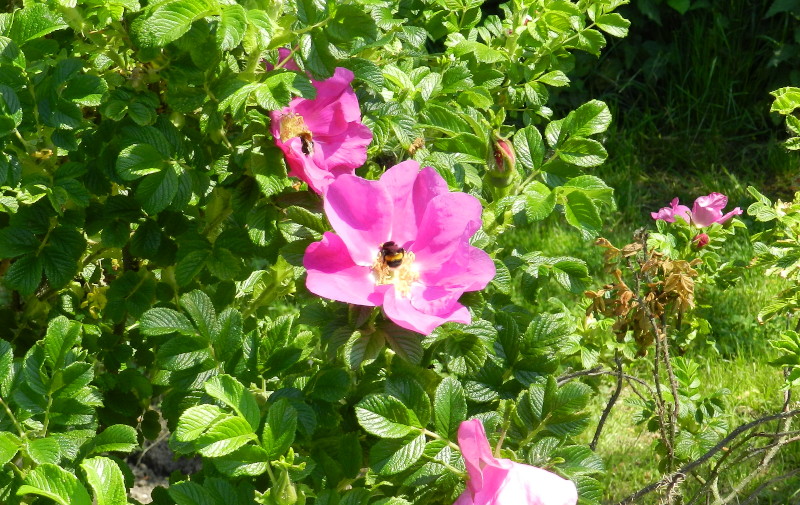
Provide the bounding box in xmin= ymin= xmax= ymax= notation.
xmin=591 ymin=353 xmax=624 ymax=451
xmin=616 ymin=409 xmax=800 ymax=505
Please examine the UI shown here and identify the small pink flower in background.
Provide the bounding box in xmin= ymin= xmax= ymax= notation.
xmin=651 ymin=193 xmax=741 ymax=227
xmin=690 ymin=192 xmax=742 ymax=227
xmin=454 ymin=419 xmax=578 ymax=505
xmin=303 ymin=160 xmax=495 ymax=335
xmin=692 ymin=233 xmax=710 ymax=248
xmin=651 ymin=198 xmax=691 ymax=223
xmin=269 ymin=49 xmax=372 ymax=194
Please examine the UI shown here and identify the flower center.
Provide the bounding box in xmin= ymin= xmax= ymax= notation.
xmin=372 ymin=241 xmax=419 ymax=298
xmin=278 ymin=113 xmax=314 ymax=155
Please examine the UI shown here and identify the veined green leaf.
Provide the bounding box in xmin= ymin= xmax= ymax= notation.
xmin=90 ymin=424 xmax=139 ymax=454
xmin=116 ymin=144 xmax=166 ymax=181
xmin=262 ymin=398 xmax=297 ymax=460
xmin=0 ymin=432 xmax=21 ymax=467
xmin=139 ymin=307 xmax=195 ymax=336
xmin=564 ymin=190 xmax=602 ymax=239
xmin=369 ymin=433 xmax=426 ymax=475
xmin=216 ymin=3 xmax=246 ymax=51
xmin=174 ymin=404 xmax=227 ymax=442
xmin=134 ymin=0 xmax=215 ymax=48
xmin=44 ymin=315 xmax=81 ymax=370
xmin=433 ymin=377 xmax=466 ymax=440
xmin=17 ymin=463 xmax=92 ymax=505
xmin=80 ymin=457 xmax=128 ymax=505
xmin=205 ymin=374 xmax=261 ymax=431
xmin=195 ymin=415 xmax=256 ymax=457
xmin=356 ymin=394 xmax=421 ymax=438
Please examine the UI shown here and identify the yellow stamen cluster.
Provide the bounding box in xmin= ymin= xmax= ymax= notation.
xmin=278 ymin=113 xmax=312 ymax=142
xmin=373 ymin=250 xmax=419 ymax=298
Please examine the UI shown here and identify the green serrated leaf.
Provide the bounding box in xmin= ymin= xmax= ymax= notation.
xmin=174 ymin=405 xmax=227 ymax=442
xmin=565 ymin=100 xmax=612 ymax=137
xmin=771 ymin=87 xmax=800 ymax=114
xmin=136 ymin=164 xmax=179 ymax=214
xmin=5 ymin=254 xmax=43 ymax=295
xmin=134 ymin=0 xmax=214 ymax=48
xmin=433 ymin=377 xmax=466 ymax=440
xmin=205 ymin=374 xmax=261 ymax=431
xmin=370 ymin=433 xmax=426 ymax=475
xmin=139 ymin=308 xmax=195 ymax=336
xmin=558 ymin=138 xmax=607 ymax=167
xmin=91 ymin=425 xmax=139 ymax=454
xmin=564 ymin=190 xmax=602 ymax=239
xmin=27 ymin=437 xmax=61 ymax=465
xmin=216 ymin=3 xmax=246 ymax=51
xmin=8 ymin=4 xmax=68 ymax=45
xmin=180 ymin=290 xmax=216 ymax=339
xmin=0 ymin=227 xmax=38 ymax=258
xmin=17 ymin=463 xmax=91 ymax=505
xmin=116 ymin=144 xmax=165 ymax=181
xmin=212 ymin=445 xmax=270 ymax=477
xmin=81 ymin=457 xmax=128 ymax=505
xmin=356 ymin=394 xmax=421 ymax=438
xmin=196 ymin=415 xmax=256 ymax=457
xmin=595 ymin=13 xmax=630 ymax=37
xmin=262 ymin=398 xmax=297 ymax=460
xmin=0 ymin=432 xmax=21 ymax=467
xmin=523 ymin=182 xmax=556 ymax=222
xmin=513 ymin=125 xmax=545 ymax=172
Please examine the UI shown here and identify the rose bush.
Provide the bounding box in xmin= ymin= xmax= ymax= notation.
xmin=0 ymin=1 xmax=796 ymax=505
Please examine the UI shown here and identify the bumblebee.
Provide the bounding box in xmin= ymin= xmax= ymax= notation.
xmin=299 ymin=132 xmax=314 ymax=156
xmin=380 ymin=241 xmax=405 ymax=268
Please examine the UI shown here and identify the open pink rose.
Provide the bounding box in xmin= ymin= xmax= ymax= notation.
xmin=454 ymin=419 xmax=578 ymax=505
xmin=650 ymin=198 xmax=691 ymax=223
xmin=303 ymin=160 xmax=495 ymax=335
xmin=690 ymin=192 xmax=742 ymax=227
xmin=651 ymin=193 xmax=741 ymax=227
xmin=269 ymin=50 xmax=372 ymax=194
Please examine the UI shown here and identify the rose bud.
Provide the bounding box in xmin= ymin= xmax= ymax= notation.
xmin=488 ymin=137 xmax=516 ymax=187
xmin=692 ymin=233 xmax=710 ymax=249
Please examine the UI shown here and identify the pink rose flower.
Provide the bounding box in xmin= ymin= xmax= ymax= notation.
xmin=651 ymin=193 xmax=742 ymax=227
xmin=454 ymin=419 xmax=578 ymax=505
xmin=269 ymin=50 xmax=372 ymax=194
xmin=690 ymin=192 xmax=742 ymax=227
xmin=651 ymin=198 xmax=691 ymax=223
xmin=303 ymin=160 xmax=495 ymax=335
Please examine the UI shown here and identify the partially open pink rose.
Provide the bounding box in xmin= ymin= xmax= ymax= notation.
xmin=651 ymin=193 xmax=741 ymax=227
xmin=651 ymin=198 xmax=691 ymax=224
xmin=303 ymin=160 xmax=495 ymax=335
xmin=269 ymin=50 xmax=372 ymax=194
xmin=454 ymin=419 xmax=578 ymax=505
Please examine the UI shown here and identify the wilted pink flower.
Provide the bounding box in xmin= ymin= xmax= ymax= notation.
xmin=269 ymin=51 xmax=372 ymax=194
xmin=692 ymin=233 xmax=710 ymax=248
xmin=651 ymin=198 xmax=691 ymax=223
xmin=690 ymin=193 xmax=742 ymax=227
xmin=454 ymin=419 xmax=578 ymax=505
xmin=303 ymin=160 xmax=495 ymax=335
